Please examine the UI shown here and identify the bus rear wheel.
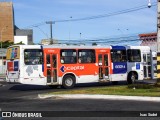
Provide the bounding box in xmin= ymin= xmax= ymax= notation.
xmin=62 ymin=75 xmax=75 ymax=89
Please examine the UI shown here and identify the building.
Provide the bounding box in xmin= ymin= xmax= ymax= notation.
xmin=0 ymin=2 xmax=33 ymax=44
xmin=41 ymin=39 xmax=58 ymax=45
xmin=0 ymin=1 xmax=33 ymax=74
xmin=139 ymin=32 xmax=157 ymax=51
xmin=0 ymin=2 xmax=14 ymax=42
xmin=14 ymin=29 xmax=33 ymax=45
xmin=139 ymin=32 xmax=157 ymax=78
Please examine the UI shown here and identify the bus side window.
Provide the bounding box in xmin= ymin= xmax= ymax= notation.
xmin=127 ymin=49 xmax=141 ymax=62
xmin=60 ymin=49 xmax=77 ymax=64
xmin=111 ymin=50 xmax=126 ymax=62
xmin=78 ymin=49 xmax=95 ymax=63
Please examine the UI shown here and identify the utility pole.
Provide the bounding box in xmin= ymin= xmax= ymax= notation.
xmin=157 ymin=0 xmax=160 ymax=85
xmin=46 ymin=21 xmax=55 ymax=44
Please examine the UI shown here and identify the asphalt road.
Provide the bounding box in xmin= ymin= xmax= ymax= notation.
xmin=0 ymin=80 xmax=160 ymax=120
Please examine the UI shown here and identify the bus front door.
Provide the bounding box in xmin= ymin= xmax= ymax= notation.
xmin=46 ymin=54 xmax=57 ymax=84
xmin=98 ymin=54 xmax=109 ymax=80
xmin=143 ymin=53 xmax=151 ymax=79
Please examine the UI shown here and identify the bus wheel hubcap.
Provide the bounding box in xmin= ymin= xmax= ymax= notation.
xmin=65 ymin=78 xmax=73 ymax=86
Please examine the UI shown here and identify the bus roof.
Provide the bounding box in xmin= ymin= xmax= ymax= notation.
xmin=7 ymin=45 xmax=41 ymax=49
xmin=42 ymin=45 xmax=110 ymax=49
xmin=7 ymin=45 xmax=151 ymax=51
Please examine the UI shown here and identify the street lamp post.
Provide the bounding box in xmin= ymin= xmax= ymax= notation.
xmin=80 ymin=33 xmax=82 ymax=40
xmin=1 ymin=26 xmax=8 ymax=74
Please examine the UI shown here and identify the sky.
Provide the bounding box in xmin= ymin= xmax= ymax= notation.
xmin=12 ymin=0 xmax=157 ymax=45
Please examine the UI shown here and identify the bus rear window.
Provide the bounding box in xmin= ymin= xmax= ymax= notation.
xmin=24 ymin=49 xmax=43 ymax=65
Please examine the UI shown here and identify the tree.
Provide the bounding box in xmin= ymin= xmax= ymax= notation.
xmin=92 ymin=42 xmax=97 ymax=46
xmin=14 ymin=41 xmax=25 ymax=45
xmin=0 ymin=41 xmax=28 ymax=48
xmin=0 ymin=41 xmax=14 ymax=48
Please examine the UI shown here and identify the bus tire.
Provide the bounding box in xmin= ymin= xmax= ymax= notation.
xmin=127 ymin=72 xmax=137 ymax=84
xmin=62 ymin=75 xmax=75 ymax=89
xmin=127 ymin=74 xmax=132 ymax=84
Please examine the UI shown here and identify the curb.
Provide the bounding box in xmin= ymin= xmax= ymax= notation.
xmin=38 ymin=94 xmax=160 ymax=102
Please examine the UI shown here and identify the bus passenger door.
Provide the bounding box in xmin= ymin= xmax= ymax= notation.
xmin=46 ymin=54 xmax=57 ymax=84
xmin=98 ymin=54 xmax=109 ymax=80
xmin=143 ymin=53 xmax=151 ymax=79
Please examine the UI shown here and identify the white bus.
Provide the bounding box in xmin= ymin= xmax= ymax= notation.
xmin=5 ymin=45 xmax=45 ymax=85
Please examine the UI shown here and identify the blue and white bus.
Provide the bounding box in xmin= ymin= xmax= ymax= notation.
xmin=110 ymin=45 xmax=153 ymax=84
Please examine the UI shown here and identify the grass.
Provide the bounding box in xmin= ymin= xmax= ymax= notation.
xmin=48 ymin=84 xmax=160 ymax=97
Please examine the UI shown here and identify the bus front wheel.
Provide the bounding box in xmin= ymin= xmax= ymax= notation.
xmin=62 ymin=75 xmax=75 ymax=89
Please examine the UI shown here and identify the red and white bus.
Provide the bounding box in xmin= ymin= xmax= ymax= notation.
xmin=5 ymin=45 xmax=153 ymax=88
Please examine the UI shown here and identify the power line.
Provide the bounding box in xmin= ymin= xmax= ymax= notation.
xmin=57 ymin=34 xmax=140 ymax=41
xmin=34 ymin=26 xmax=49 ymax=39
xmin=54 ymin=2 xmax=157 ymax=23
xmin=24 ymin=21 xmax=46 ymax=29
xmin=60 ymin=39 xmax=140 ymax=46
xmin=57 ymin=36 xmax=140 ymax=44
xmin=56 ymin=31 xmax=157 ymax=44
xmin=24 ymin=2 xmax=157 ymax=28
